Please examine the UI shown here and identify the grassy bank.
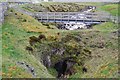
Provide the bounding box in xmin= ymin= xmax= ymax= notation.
xmin=21 ymin=2 xmax=98 ymax=12
xmin=2 ymin=8 xmax=54 ymax=78
xmin=93 ymin=22 xmax=118 ymax=31
xmin=2 ymin=6 xmax=118 ymax=78
xmin=0 ymin=25 xmax=2 ymax=79
xmin=100 ymin=3 xmax=119 ymax=16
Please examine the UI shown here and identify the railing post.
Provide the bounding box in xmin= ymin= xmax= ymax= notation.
xmin=41 ymin=12 xmax=43 ymax=22
xmin=68 ymin=12 xmax=69 ymax=23
xmin=54 ymin=12 xmax=55 ymax=22
xmin=91 ymin=13 xmax=93 ymax=23
xmin=61 ymin=12 xmax=63 ymax=23
xmin=47 ymin=12 xmax=48 ymax=22
xmin=115 ymin=14 xmax=117 ymax=23
xmin=75 ymin=13 xmax=77 ymax=23
xmin=83 ymin=12 xmax=85 ymax=23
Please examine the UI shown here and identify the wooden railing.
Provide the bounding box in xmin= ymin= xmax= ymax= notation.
xmin=33 ymin=12 xmax=112 ymax=22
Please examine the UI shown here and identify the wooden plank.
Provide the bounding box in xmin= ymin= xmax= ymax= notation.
xmin=34 ymin=12 xmax=111 ymax=22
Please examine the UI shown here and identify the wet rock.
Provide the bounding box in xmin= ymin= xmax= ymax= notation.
xmin=52 ymin=48 xmax=65 ymax=55
xmin=43 ymin=55 xmax=51 ymax=68
xmin=17 ymin=61 xmax=36 ymax=77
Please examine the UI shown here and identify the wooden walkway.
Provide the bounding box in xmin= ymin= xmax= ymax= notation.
xmin=10 ymin=5 xmax=118 ymax=23
xmin=1 ymin=4 xmax=119 ymax=24
xmin=33 ymin=12 xmax=113 ymax=23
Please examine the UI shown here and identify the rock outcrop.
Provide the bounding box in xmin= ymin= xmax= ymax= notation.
xmin=26 ymin=33 xmax=92 ymax=78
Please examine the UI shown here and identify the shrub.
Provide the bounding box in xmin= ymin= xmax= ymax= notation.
xmin=10 ymin=9 xmax=13 ymax=12
xmin=38 ymin=34 xmax=46 ymax=40
xmin=15 ymin=13 xmax=17 ymax=15
xmin=22 ymin=19 xmax=27 ymax=22
xmin=47 ymin=26 xmax=51 ymax=29
xmin=42 ymin=23 xmax=49 ymax=26
xmin=57 ymin=33 xmax=60 ymax=36
xmin=26 ymin=46 xmax=33 ymax=53
xmin=29 ymin=36 xmax=39 ymax=46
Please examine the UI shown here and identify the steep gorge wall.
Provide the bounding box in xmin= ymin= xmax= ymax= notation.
xmin=26 ymin=33 xmax=92 ymax=78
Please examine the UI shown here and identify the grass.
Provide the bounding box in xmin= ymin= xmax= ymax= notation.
xmin=20 ymin=4 xmax=43 ymax=12
xmin=5 ymin=8 xmax=49 ymax=33
xmin=47 ymin=68 xmax=57 ymax=77
xmin=20 ymin=2 xmax=119 ymax=16
xmin=76 ymin=2 xmax=102 ymax=6
xmin=2 ymin=8 xmax=55 ymax=78
xmin=23 ymin=2 xmax=87 ymax=12
xmin=41 ymin=2 xmax=101 ymax=6
xmin=2 ymin=23 xmax=54 ymax=78
xmin=93 ymin=22 xmax=118 ymax=31
xmin=2 ymin=5 xmax=118 ymax=78
xmin=0 ymin=25 xmax=2 ymax=79
xmin=94 ymin=62 xmax=118 ymax=78
xmin=42 ymin=2 xmax=86 ymax=12
xmin=0 ymin=0 xmax=7 ymax=2
xmin=21 ymin=6 xmax=35 ymax=12
xmin=100 ymin=3 xmax=119 ymax=16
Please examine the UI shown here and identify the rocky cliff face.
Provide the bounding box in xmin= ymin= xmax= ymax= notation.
xmin=26 ymin=33 xmax=92 ymax=78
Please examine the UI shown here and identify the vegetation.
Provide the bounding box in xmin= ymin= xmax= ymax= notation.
xmin=21 ymin=2 xmax=96 ymax=12
xmin=100 ymin=3 xmax=119 ymax=16
xmin=0 ymin=0 xmax=7 ymax=2
xmin=2 ymin=8 xmax=54 ymax=78
xmin=41 ymin=2 xmax=86 ymax=12
xmin=2 ymin=2 xmax=118 ymax=78
xmin=0 ymin=25 xmax=2 ymax=79
xmin=21 ymin=4 xmax=48 ymax=12
xmin=93 ymin=22 xmax=118 ymax=31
